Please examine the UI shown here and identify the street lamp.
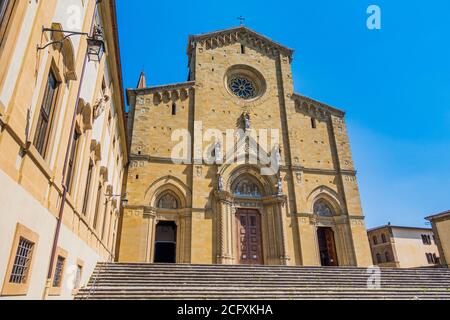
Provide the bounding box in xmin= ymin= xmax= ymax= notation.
xmin=37 ymin=25 xmax=105 ymax=62
xmin=105 ymin=192 xmax=128 ymax=208
xmin=86 ymin=25 xmax=105 ymax=62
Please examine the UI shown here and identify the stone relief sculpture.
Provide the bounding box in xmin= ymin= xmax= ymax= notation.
xmin=93 ymin=94 xmax=110 ymax=119
xmin=314 ymin=200 xmax=334 ymax=217
xmin=218 ymin=175 xmax=224 ymax=191
xmin=214 ymin=142 xmax=222 ymax=163
xmin=243 ymin=112 xmax=251 ymax=131
xmin=277 ymin=177 xmax=283 ymax=195
xmin=233 ymin=179 xmax=261 ymax=197
xmin=157 ymin=193 xmax=179 ymax=209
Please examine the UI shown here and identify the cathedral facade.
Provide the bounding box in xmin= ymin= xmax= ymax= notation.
xmin=118 ymin=26 xmax=372 ymax=267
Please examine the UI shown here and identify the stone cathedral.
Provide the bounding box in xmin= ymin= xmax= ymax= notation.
xmin=118 ymin=26 xmax=372 ymax=267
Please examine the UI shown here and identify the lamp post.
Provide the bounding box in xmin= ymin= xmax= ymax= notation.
xmin=37 ymin=26 xmax=105 ymax=62
xmin=105 ymin=192 xmax=128 ymax=208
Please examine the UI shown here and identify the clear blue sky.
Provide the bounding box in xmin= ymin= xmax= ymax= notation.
xmin=116 ymin=0 xmax=450 ymax=229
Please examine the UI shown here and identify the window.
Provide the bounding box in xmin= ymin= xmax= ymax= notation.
xmin=92 ymin=183 xmax=102 ymax=229
xmin=229 ymin=76 xmax=256 ymax=99
xmin=422 ymin=234 xmax=432 ymax=245
xmin=381 ymin=233 xmax=387 ymax=243
xmin=313 ymin=200 xmax=334 ymax=217
xmin=426 ymin=253 xmax=434 ymax=264
xmin=74 ymin=264 xmax=83 ymax=290
xmin=0 ymin=0 xmax=14 ymax=47
xmin=66 ymin=130 xmax=80 ymax=193
xmin=33 ymin=70 xmax=59 ymax=157
xmin=2 ymin=223 xmax=38 ymax=296
xmin=101 ymin=202 xmax=109 ymax=240
xmin=49 ymin=248 xmax=67 ymax=296
xmin=52 ymin=256 xmax=65 ymax=288
xmin=9 ymin=238 xmax=34 ymax=284
xmin=172 ymin=103 xmax=177 ymax=115
xmin=82 ymin=161 xmax=94 ymax=215
xmin=376 ymin=253 xmax=382 ymax=264
xmin=385 ymin=251 xmax=391 ymax=262
xmin=372 ymin=235 xmax=378 ymax=245
xmin=157 ymin=192 xmax=179 ymax=209
xmin=433 ymin=254 xmax=439 ymax=265
xmin=101 ymin=77 xmax=107 ymax=95
xmin=240 ymin=44 xmax=246 ymax=54
xmin=311 ymin=118 xmax=317 ymax=129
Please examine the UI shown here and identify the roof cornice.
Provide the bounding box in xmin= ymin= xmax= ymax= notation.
xmin=368 ymin=225 xmax=433 ymax=233
xmin=292 ymin=93 xmax=346 ymax=118
xmin=426 ymin=210 xmax=450 ymax=221
xmin=187 ymin=26 xmax=294 ymax=61
xmin=126 ymin=81 xmax=195 ymax=105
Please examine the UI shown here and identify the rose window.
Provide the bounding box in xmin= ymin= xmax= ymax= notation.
xmin=229 ymin=77 xmax=256 ymax=99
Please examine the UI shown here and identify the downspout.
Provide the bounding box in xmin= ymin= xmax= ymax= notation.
xmin=43 ymin=0 xmax=103 ymax=299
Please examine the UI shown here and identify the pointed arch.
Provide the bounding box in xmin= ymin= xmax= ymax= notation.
xmin=144 ymin=175 xmax=191 ymax=208
xmin=218 ymin=163 xmax=277 ymax=196
xmin=306 ymin=185 xmax=343 ymax=216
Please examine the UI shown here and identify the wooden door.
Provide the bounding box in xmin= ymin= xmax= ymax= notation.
xmin=317 ymin=227 xmax=338 ymax=266
xmin=236 ymin=209 xmax=263 ymax=265
xmin=324 ymin=228 xmax=338 ymax=266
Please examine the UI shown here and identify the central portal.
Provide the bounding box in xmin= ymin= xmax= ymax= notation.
xmin=236 ymin=209 xmax=263 ymax=265
xmin=154 ymin=221 xmax=177 ymax=263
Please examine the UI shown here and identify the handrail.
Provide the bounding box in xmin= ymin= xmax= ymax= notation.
xmin=84 ymin=253 xmax=113 ymax=300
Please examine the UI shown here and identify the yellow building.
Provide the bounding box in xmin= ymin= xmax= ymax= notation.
xmin=426 ymin=211 xmax=450 ymax=268
xmin=118 ymin=26 xmax=372 ymax=267
xmin=0 ymin=0 xmax=128 ymax=299
xmin=368 ymin=225 xmax=440 ymax=268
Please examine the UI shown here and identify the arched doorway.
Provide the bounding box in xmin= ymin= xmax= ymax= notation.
xmin=236 ymin=209 xmax=263 ymax=265
xmin=154 ymin=221 xmax=177 ymax=263
xmin=314 ymin=199 xmax=339 ymax=266
xmin=317 ymin=227 xmax=338 ymax=266
xmin=232 ymin=176 xmax=264 ymax=265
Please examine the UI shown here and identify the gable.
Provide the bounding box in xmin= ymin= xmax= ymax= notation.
xmin=187 ymin=26 xmax=294 ymax=63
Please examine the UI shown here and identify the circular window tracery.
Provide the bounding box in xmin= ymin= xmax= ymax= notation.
xmin=229 ymin=77 xmax=256 ymax=99
xmin=224 ymin=65 xmax=266 ymax=101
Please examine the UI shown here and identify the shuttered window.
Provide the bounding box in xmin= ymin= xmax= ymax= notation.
xmin=33 ymin=70 xmax=59 ymax=157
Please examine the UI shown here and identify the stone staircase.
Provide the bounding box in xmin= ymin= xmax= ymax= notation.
xmin=76 ymin=263 xmax=450 ymax=300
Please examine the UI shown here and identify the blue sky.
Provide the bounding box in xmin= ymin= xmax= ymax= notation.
xmin=116 ymin=0 xmax=450 ymax=228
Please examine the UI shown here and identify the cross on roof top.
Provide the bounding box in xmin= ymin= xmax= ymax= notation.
xmin=237 ymin=16 xmax=245 ymax=26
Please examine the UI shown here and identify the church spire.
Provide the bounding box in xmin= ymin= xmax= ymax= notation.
xmin=136 ymin=71 xmax=146 ymax=89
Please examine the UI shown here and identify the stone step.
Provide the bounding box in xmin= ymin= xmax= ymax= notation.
xmin=96 ymin=263 xmax=450 ymax=273
xmin=77 ymin=263 xmax=450 ymax=300
xmin=90 ymin=274 xmax=450 ymax=282
xmin=90 ymin=281 xmax=448 ymax=289
xmin=77 ymin=290 xmax=450 ymax=300
xmin=94 ymin=269 xmax=450 ymax=278
xmin=92 ymin=270 xmax=450 ymax=277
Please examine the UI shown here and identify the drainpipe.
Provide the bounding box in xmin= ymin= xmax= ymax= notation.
xmin=42 ymin=0 xmax=103 ymax=299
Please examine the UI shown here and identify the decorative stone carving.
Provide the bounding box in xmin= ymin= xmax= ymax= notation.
xmin=295 ymin=172 xmax=302 ymax=184
xmin=314 ymin=199 xmax=334 ymax=217
xmin=277 ymin=177 xmax=283 ymax=195
xmin=195 ymin=166 xmax=203 ymax=177
xmin=233 ymin=178 xmax=261 ymax=198
xmin=93 ymin=94 xmax=110 ymax=120
xmin=218 ymin=175 xmax=224 ymax=191
xmin=157 ymin=193 xmax=179 ymax=209
xmin=243 ymin=112 xmax=251 ymax=131
xmin=214 ymin=142 xmax=222 ymax=163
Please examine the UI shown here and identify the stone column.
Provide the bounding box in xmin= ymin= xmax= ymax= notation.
xmin=276 ymin=196 xmax=290 ymax=265
xmin=144 ymin=210 xmax=156 ymax=263
xmin=216 ymin=191 xmax=233 ymax=264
